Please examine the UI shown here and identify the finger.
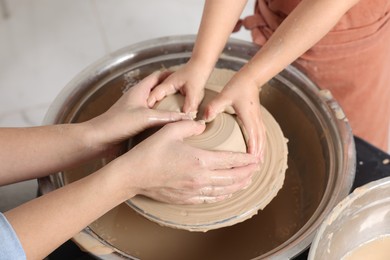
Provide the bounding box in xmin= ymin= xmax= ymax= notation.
xmin=181 ymin=168 xmax=255 ymax=204
xmin=134 ymin=70 xmax=173 ymax=93
xmin=136 ymin=71 xmax=163 ymax=93
xmin=141 ymin=189 xmax=190 ymax=205
xmin=198 ymin=163 xmax=257 ymax=188
xmin=120 ymin=71 xmax=163 ymax=103
xmin=150 ymin=166 xmax=254 ymax=204
xmin=158 ymin=70 xmax=174 ymax=82
xmin=182 ymin=87 xmax=204 ymax=116
xmin=161 ymin=120 xmax=206 ymax=140
xmin=145 ymin=110 xmax=193 ymax=127
xmin=234 ymin=104 xmax=263 ymax=157
xmin=197 ymin=177 xmax=253 ymax=197
xmin=203 ymin=95 xmax=231 ymax=122
xmin=182 ymin=194 xmax=232 ymax=205
xmin=147 ymin=81 xmax=179 ymax=108
xmin=200 ymin=150 xmax=259 ymax=170
xmin=121 ymin=70 xmax=172 ymax=106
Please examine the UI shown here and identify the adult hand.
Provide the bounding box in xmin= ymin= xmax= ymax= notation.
xmin=203 ymin=75 xmax=266 ymax=161
xmin=115 ymin=120 xmax=259 ymax=205
xmin=147 ymin=61 xmax=211 ymax=118
xmin=86 ymin=71 xmax=191 ymax=152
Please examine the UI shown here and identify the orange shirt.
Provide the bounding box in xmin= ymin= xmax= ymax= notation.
xmin=238 ymin=0 xmax=390 ymax=150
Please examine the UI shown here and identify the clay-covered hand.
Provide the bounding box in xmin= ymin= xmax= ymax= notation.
xmin=146 ymin=61 xmax=211 ymax=117
xmin=86 ymin=71 xmax=191 ymax=152
xmin=203 ymin=75 xmax=266 ymax=161
xmin=116 ymin=120 xmax=259 ymax=205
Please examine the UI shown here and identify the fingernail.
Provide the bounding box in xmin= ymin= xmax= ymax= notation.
xmin=198 ymin=120 xmax=206 ymax=125
xmin=147 ymin=98 xmax=155 ymax=108
xmin=203 ymin=117 xmax=212 ymax=123
xmin=179 ymin=112 xmax=193 ymax=120
xmin=204 ymin=111 xmax=217 ymax=123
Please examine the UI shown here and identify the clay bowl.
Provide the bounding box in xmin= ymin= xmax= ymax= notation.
xmin=39 ymin=35 xmax=355 ymax=259
xmin=309 ymin=176 xmax=390 ymax=260
xmin=127 ymin=81 xmax=288 ymax=232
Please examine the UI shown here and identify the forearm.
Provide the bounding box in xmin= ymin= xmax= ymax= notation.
xmin=4 ymin=162 xmax=131 ymax=260
xmin=3 ymin=118 xmax=259 ymax=259
xmin=238 ymin=0 xmax=359 ymax=88
xmin=0 ymin=123 xmax=100 ymax=185
xmin=190 ymin=0 xmax=248 ymax=70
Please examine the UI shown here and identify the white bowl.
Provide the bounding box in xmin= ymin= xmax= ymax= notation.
xmin=309 ymin=176 xmax=390 ymax=259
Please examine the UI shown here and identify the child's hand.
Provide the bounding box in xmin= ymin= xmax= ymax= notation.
xmin=147 ymin=61 xmax=211 ymax=118
xmin=203 ymin=75 xmax=267 ymax=161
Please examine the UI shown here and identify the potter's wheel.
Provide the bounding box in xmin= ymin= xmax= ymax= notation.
xmin=127 ymin=79 xmax=288 ymax=232
xmin=41 ymin=36 xmax=356 ymax=259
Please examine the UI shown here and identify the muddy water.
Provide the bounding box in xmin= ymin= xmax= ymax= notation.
xmin=342 ymin=235 xmax=390 ymax=260
xmin=62 ymin=71 xmax=326 ymax=259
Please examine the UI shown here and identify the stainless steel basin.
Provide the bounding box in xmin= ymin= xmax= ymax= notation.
xmin=39 ymin=35 xmax=355 ymax=259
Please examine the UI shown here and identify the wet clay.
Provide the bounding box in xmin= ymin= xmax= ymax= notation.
xmin=128 ymin=76 xmax=288 ymax=231
xmin=62 ymin=66 xmax=326 ymax=259
xmin=342 ymin=235 xmax=390 ymax=260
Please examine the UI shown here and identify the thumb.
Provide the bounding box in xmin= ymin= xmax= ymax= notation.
xmin=182 ymin=88 xmax=204 ymax=118
xmin=144 ymin=110 xmax=192 ymax=128
xmin=163 ymin=120 xmax=206 ymax=140
xmin=203 ymin=95 xmax=230 ymax=122
xmin=139 ymin=70 xmax=172 ymax=93
xmin=147 ymin=81 xmax=178 ymax=108
xmin=137 ymin=71 xmax=163 ymax=93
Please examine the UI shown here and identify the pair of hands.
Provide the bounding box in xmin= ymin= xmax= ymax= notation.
xmin=147 ymin=61 xmax=267 ymax=160
xmin=87 ymin=71 xmax=259 ymax=205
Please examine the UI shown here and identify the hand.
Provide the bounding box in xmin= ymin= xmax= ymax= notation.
xmin=115 ymin=120 xmax=259 ymax=205
xmin=203 ymin=75 xmax=266 ymax=161
xmin=86 ymin=71 xmax=191 ymax=152
xmin=147 ymin=61 xmax=211 ymax=117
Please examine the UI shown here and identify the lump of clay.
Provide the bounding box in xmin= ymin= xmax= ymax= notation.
xmin=153 ymin=86 xmax=246 ymax=153
xmin=127 ymin=68 xmax=288 ymax=232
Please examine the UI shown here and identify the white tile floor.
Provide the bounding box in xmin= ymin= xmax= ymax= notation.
xmin=0 ymin=0 xmax=254 ymax=211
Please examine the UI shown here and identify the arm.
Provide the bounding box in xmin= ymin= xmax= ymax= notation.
xmin=204 ymin=0 xmax=360 ymax=157
xmin=0 ymin=124 xmax=98 ymax=185
xmin=2 ymin=71 xmax=258 ymax=260
xmin=190 ymin=0 xmax=248 ymax=72
xmin=4 ymin=120 xmax=258 ymax=260
xmin=147 ymin=0 xmax=248 ymax=115
xmin=0 ymin=71 xmax=189 ymax=186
